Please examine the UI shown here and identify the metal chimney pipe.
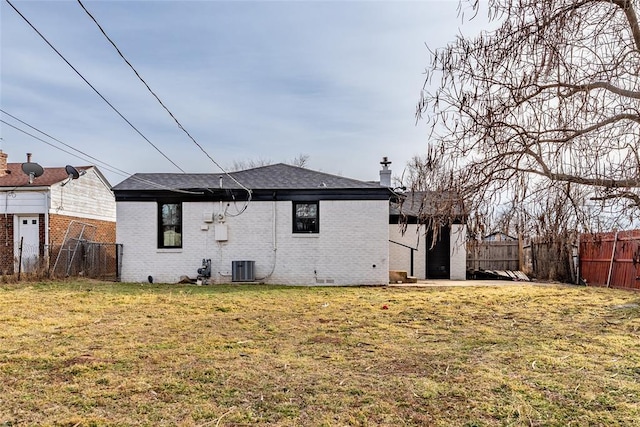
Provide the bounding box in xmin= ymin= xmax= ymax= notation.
xmin=27 ymin=153 xmax=32 ymax=163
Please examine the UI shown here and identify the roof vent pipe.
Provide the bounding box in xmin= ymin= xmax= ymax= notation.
xmin=27 ymin=153 xmax=32 ymax=163
xmin=379 ymin=156 xmax=392 ymax=187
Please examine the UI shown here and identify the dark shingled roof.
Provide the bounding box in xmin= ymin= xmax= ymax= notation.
xmin=113 ymin=163 xmax=386 ymax=191
xmin=390 ymin=190 xmax=466 ymax=218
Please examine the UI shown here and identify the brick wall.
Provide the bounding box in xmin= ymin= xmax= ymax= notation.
xmin=49 ymin=213 xmax=116 ymax=246
xmin=117 ymin=199 xmax=390 ymax=285
xmin=0 ymin=212 xmax=116 ymax=276
xmin=0 ymin=214 xmax=14 ymax=274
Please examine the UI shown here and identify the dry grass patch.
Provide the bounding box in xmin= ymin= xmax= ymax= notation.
xmin=0 ymin=281 xmax=639 ymax=426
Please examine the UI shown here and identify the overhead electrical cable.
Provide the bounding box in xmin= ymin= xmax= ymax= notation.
xmin=1 ymin=118 xmax=201 ymax=194
xmin=0 ymin=114 xmax=202 ymax=195
xmin=1 ymin=108 xmax=128 ymax=176
xmin=1 ymin=120 xmax=97 ymax=167
xmin=4 ymin=0 xmax=186 ymax=174
xmin=76 ymin=0 xmax=252 ymax=200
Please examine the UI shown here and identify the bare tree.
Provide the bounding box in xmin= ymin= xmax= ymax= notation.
xmin=400 ymin=152 xmax=469 ymax=246
xmin=416 ymin=0 xmax=640 ymax=235
xmin=229 ymin=153 xmax=309 ymax=171
xmin=230 ymin=157 xmax=273 ymax=172
xmin=289 ymin=153 xmax=309 ymax=168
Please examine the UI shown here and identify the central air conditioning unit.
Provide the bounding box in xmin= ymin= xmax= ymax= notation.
xmin=232 ymin=260 xmax=255 ymax=282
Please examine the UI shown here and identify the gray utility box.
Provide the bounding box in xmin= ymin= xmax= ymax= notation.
xmin=232 ymin=260 xmax=255 ymax=282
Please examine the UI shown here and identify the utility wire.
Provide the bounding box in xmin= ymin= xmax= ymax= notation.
xmin=1 ymin=108 xmax=129 ymax=177
xmin=76 ymin=0 xmax=252 ymax=198
xmin=0 ymin=115 xmax=203 ymax=195
xmin=4 ymin=0 xmax=186 ymax=173
xmin=1 ymin=120 xmax=94 ymax=168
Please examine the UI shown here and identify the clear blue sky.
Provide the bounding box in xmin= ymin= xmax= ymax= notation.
xmin=1 ymin=0 xmax=487 ymax=186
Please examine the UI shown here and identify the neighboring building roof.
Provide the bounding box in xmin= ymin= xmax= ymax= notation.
xmin=113 ymin=163 xmax=385 ymax=191
xmin=483 ymin=232 xmax=517 ymax=241
xmin=390 ymin=190 xmax=466 ymax=222
xmin=0 ymin=163 xmax=90 ymax=188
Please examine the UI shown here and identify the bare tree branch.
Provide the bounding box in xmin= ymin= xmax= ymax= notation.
xmin=412 ymin=0 xmax=640 ymax=237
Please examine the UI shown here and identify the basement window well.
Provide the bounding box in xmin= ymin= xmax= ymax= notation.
xmin=293 ymin=201 xmax=319 ymax=233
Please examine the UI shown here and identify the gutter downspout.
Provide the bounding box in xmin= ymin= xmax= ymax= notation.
xmin=4 ymin=190 xmax=11 ymax=246
xmin=255 ymin=200 xmax=278 ymax=281
xmin=44 ymin=190 xmax=51 ymax=271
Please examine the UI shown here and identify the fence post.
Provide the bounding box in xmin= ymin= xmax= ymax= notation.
xmin=531 ymin=241 xmax=537 ymax=275
xmin=606 ymin=230 xmax=619 ymax=288
xmin=518 ymin=233 xmax=524 ymax=272
xmin=116 ymin=244 xmax=121 ymax=282
xmin=575 ymin=236 xmax=580 ymax=285
xmin=17 ymin=236 xmax=23 ymax=280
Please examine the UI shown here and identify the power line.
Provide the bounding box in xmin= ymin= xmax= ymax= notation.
xmin=0 ymin=114 xmax=203 ymax=195
xmin=76 ymin=0 xmax=252 ymax=198
xmin=4 ymin=0 xmax=186 ymax=174
xmin=1 ymin=119 xmax=97 ymax=168
xmin=1 ymin=118 xmax=201 ymax=194
xmin=1 ymin=108 xmax=129 ymax=177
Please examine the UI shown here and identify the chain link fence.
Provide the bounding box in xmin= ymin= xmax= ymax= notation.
xmin=5 ymin=241 xmax=122 ymax=281
xmin=49 ymin=241 xmax=122 ymax=280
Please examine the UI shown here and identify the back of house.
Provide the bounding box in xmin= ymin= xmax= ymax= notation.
xmin=113 ymin=163 xmax=393 ymax=285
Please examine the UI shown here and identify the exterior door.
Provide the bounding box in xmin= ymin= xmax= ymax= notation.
xmin=16 ymin=216 xmax=40 ymax=273
xmin=426 ymin=226 xmax=450 ymax=279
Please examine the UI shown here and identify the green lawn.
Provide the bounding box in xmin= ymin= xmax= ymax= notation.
xmin=1 ymin=281 xmax=639 ymax=426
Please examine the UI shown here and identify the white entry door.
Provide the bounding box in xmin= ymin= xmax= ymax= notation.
xmin=16 ymin=216 xmax=40 ymax=273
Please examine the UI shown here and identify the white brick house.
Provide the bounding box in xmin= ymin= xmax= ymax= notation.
xmin=113 ymin=163 xmax=393 ymax=285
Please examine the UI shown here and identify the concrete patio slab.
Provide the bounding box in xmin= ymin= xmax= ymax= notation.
xmin=388 ymin=279 xmax=568 ymax=287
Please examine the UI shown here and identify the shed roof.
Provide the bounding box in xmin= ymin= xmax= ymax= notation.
xmin=390 ymin=190 xmax=466 ymax=219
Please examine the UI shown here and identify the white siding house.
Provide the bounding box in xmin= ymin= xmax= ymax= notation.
xmin=113 ymin=164 xmax=392 ymax=285
xmin=49 ymin=170 xmax=116 ymax=222
xmin=0 ymin=151 xmax=116 ymax=275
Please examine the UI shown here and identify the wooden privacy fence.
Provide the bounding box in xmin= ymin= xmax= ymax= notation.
xmin=468 ymin=231 xmax=640 ymax=288
xmin=528 ymin=240 xmax=575 ymax=283
xmin=467 ymin=240 xmax=520 ymax=272
xmin=467 ymin=239 xmax=575 ymax=281
xmin=579 ymin=230 xmax=640 ymax=291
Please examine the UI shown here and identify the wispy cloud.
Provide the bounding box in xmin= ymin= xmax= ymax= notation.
xmin=1 ymin=0 xmax=489 ymax=185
